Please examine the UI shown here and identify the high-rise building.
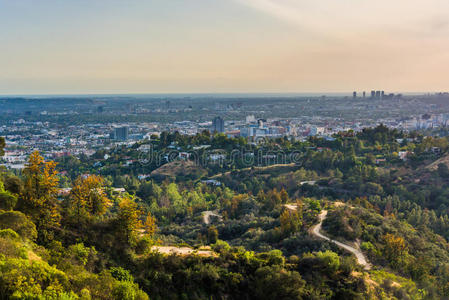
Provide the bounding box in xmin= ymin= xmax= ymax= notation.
xmin=211 ymin=117 xmax=224 ymax=133
xmin=353 ymin=91 xmax=357 ymax=99
xmin=371 ymin=91 xmax=376 ymax=98
xmin=363 ymin=91 xmax=366 ymax=98
xmin=375 ymin=91 xmax=381 ymax=99
xmin=115 ymin=127 xmax=129 ymax=141
xmin=381 ymin=91 xmax=385 ymax=99
xmin=246 ymin=115 xmax=256 ymax=124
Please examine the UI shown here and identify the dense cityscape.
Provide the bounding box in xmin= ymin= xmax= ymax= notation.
xmin=2 ymin=92 xmax=449 ymax=169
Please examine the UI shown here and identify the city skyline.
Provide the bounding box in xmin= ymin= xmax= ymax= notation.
xmin=1 ymin=0 xmax=449 ymax=94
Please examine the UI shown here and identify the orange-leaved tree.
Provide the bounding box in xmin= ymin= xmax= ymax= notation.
xmin=19 ymin=151 xmax=61 ymax=239
xmin=68 ymin=175 xmax=111 ymax=224
xmin=383 ymin=233 xmax=408 ymax=268
xmin=143 ymin=213 xmax=157 ymax=237
xmin=115 ymin=196 xmax=157 ymax=245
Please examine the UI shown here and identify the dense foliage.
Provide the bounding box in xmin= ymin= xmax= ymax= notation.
xmin=3 ymin=126 xmax=449 ymax=298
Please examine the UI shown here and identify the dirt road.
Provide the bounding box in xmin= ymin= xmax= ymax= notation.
xmin=311 ymin=210 xmax=371 ymax=270
xmin=202 ymin=210 xmax=222 ymax=224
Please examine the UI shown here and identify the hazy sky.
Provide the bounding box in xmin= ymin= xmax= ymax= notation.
xmin=1 ymin=0 xmax=449 ymax=94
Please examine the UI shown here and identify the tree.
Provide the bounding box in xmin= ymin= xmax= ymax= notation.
xmin=264 ymin=189 xmax=282 ymax=210
xmin=280 ymin=209 xmax=302 ymax=236
xmin=250 ymin=265 xmax=305 ymax=299
xmin=116 ymin=196 xmax=143 ymax=245
xmin=207 ymin=225 xmax=219 ymax=244
xmin=0 ymin=180 xmax=17 ymax=210
xmin=280 ymin=188 xmax=289 ymax=203
xmin=19 ymin=151 xmax=61 ymax=239
xmin=143 ymin=213 xmax=157 ymax=237
xmin=383 ymin=233 xmax=408 ymax=268
xmin=438 ymin=163 xmax=449 ymax=179
xmin=0 ymin=136 xmax=5 ymax=157
xmin=68 ymin=175 xmax=111 ymax=223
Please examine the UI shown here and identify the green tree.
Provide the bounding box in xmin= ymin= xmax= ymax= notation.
xmin=207 ymin=225 xmax=219 ymax=244
xmin=0 ymin=181 xmax=17 ymax=211
xmin=250 ymin=265 xmax=305 ymax=299
xmin=438 ymin=163 xmax=449 ymax=178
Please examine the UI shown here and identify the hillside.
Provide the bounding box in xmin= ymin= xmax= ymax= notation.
xmin=150 ymin=160 xmax=207 ymax=180
xmin=3 ymin=128 xmax=449 ymax=298
xmin=426 ymin=153 xmax=449 ymax=171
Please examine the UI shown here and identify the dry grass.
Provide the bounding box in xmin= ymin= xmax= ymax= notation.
xmin=151 ymin=246 xmax=216 ymax=257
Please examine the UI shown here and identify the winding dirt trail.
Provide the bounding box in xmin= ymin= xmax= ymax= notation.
xmin=311 ymin=210 xmax=371 ymax=270
xmin=202 ymin=210 xmax=222 ymax=224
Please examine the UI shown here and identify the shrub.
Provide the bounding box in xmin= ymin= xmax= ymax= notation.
xmin=112 ymin=281 xmax=149 ymax=300
xmin=212 ymin=240 xmax=231 ymax=253
xmin=0 ymin=258 xmax=69 ymax=298
xmin=0 ymin=211 xmax=37 ymax=240
xmin=0 ymin=228 xmax=20 ymax=240
xmin=0 ymin=192 xmax=17 ymax=211
xmin=110 ymin=266 xmax=134 ymax=282
xmin=67 ymin=243 xmax=97 ymax=266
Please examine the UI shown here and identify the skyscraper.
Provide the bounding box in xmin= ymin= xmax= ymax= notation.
xmin=115 ymin=127 xmax=129 ymax=141
xmin=363 ymin=91 xmax=366 ymax=98
xmin=211 ymin=117 xmax=225 ymax=133
xmin=371 ymin=91 xmax=376 ymax=98
xmin=353 ymin=91 xmax=357 ymax=99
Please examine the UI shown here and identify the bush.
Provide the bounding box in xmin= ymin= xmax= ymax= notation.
xmin=0 ymin=210 xmax=37 ymax=240
xmin=67 ymin=243 xmax=97 ymax=266
xmin=250 ymin=265 xmax=305 ymax=299
xmin=135 ymin=236 xmax=153 ymax=255
xmin=266 ymin=249 xmax=285 ymax=266
xmin=0 ymin=228 xmax=20 ymax=240
xmin=212 ymin=240 xmax=231 ymax=253
xmin=0 ymin=258 xmax=69 ymax=298
xmin=3 ymin=176 xmax=23 ymax=195
xmin=110 ymin=266 xmax=134 ymax=282
xmin=112 ymin=281 xmax=149 ymax=300
xmin=0 ymin=192 xmax=17 ymax=210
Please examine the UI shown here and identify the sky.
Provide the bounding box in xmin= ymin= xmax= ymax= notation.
xmin=1 ymin=0 xmax=449 ymax=95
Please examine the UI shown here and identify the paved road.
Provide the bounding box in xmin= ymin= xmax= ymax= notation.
xmin=311 ymin=210 xmax=371 ymax=270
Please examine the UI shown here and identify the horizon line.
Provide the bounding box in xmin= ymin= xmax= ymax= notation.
xmin=0 ymin=91 xmax=438 ymax=98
